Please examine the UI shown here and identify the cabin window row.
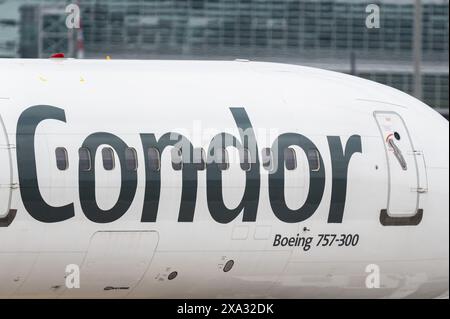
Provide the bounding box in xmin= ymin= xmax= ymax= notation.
xmin=261 ymin=148 xmax=321 ymax=172
xmin=55 ymin=147 xmax=139 ymax=172
xmin=55 ymin=147 xmax=321 ymax=172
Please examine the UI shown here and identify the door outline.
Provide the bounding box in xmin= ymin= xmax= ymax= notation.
xmin=77 ymin=230 xmax=160 ymax=296
xmin=373 ymin=111 xmax=423 ymax=226
xmin=0 ymin=112 xmax=14 ymax=223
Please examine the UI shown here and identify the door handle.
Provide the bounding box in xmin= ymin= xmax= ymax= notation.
xmin=387 ymin=135 xmax=407 ymax=170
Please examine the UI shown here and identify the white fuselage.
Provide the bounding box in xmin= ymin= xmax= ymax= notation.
xmin=0 ymin=59 xmax=448 ymax=298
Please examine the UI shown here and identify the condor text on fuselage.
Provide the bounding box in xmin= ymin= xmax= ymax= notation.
xmin=16 ymin=105 xmax=362 ymax=225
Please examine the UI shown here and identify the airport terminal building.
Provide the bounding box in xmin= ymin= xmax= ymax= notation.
xmin=0 ymin=0 xmax=448 ymax=113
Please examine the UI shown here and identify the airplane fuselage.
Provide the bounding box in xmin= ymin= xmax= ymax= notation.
xmin=0 ymin=59 xmax=448 ymax=298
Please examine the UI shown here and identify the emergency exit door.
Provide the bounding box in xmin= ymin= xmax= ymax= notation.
xmin=0 ymin=113 xmax=13 ymax=221
xmin=374 ymin=111 xmax=425 ymax=223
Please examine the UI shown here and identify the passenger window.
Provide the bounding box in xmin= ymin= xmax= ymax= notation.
xmin=55 ymin=147 xmax=69 ymax=171
xmin=308 ymin=149 xmax=321 ymax=172
xmin=102 ymin=147 xmax=115 ymax=171
xmin=172 ymin=148 xmax=183 ymax=171
xmin=216 ymin=148 xmax=229 ymax=171
xmin=193 ymin=148 xmax=206 ymax=171
xmin=262 ymin=148 xmax=273 ymax=171
xmin=148 ymin=147 xmax=161 ymax=172
xmin=240 ymin=148 xmax=251 ymax=171
xmin=284 ymin=148 xmax=297 ymax=171
xmin=125 ymin=148 xmax=138 ymax=171
xmin=79 ymin=148 xmax=92 ymax=172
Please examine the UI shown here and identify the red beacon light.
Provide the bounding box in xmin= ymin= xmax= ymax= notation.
xmin=50 ymin=53 xmax=65 ymax=59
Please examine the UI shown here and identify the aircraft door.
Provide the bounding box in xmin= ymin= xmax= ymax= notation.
xmin=374 ymin=111 xmax=423 ymax=224
xmin=0 ymin=113 xmax=13 ymax=222
xmin=67 ymin=231 xmax=159 ymax=297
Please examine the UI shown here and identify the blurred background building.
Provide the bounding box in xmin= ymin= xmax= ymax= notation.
xmin=0 ymin=0 xmax=448 ymax=117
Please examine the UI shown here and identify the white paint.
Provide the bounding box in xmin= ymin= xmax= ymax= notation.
xmin=0 ymin=59 xmax=448 ymax=299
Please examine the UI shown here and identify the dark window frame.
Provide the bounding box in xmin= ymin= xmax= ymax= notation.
xmin=148 ymin=147 xmax=161 ymax=172
xmin=308 ymin=149 xmax=321 ymax=172
xmin=102 ymin=147 xmax=115 ymax=171
xmin=55 ymin=147 xmax=69 ymax=171
xmin=125 ymin=147 xmax=138 ymax=171
xmin=194 ymin=148 xmax=206 ymax=171
xmin=216 ymin=148 xmax=230 ymax=171
xmin=262 ymin=148 xmax=273 ymax=171
xmin=79 ymin=147 xmax=92 ymax=172
xmin=171 ymin=148 xmax=183 ymax=171
xmin=240 ymin=148 xmax=252 ymax=171
xmin=284 ymin=148 xmax=297 ymax=171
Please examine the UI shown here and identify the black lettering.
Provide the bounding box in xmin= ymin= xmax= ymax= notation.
xmin=269 ymin=133 xmax=326 ymax=223
xmin=16 ymin=105 xmax=74 ymax=223
xmin=79 ymin=132 xmax=137 ymax=223
xmin=206 ymin=107 xmax=260 ymax=224
xmin=327 ymin=135 xmax=362 ymax=223
xmin=140 ymin=133 xmax=198 ymax=222
xmin=273 ymin=234 xmax=281 ymax=246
